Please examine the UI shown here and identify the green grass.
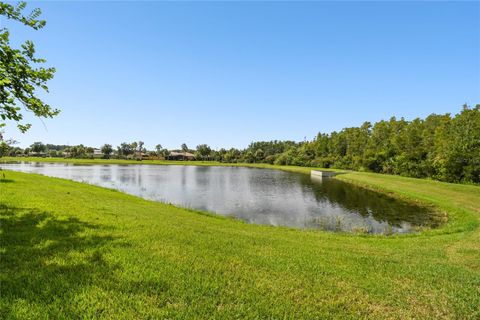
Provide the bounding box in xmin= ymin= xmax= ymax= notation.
xmin=1 ymin=162 xmax=479 ymax=319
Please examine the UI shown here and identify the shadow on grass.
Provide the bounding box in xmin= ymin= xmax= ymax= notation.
xmin=0 ymin=179 xmax=14 ymax=183
xmin=0 ymin=204 xmax=133 ymax=317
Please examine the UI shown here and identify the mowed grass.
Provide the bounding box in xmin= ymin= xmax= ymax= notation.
xmin=1 ymin=166 xmax=479 ymax=319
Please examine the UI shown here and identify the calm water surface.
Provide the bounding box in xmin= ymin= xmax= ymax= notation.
xmin=2 ymin=162 xmax=441 ymax=234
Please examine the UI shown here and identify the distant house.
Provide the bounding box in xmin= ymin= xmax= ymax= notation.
xmin=93 ymin=148 xmax=103 ymax=158
xmin=140 ymin=152 xmax=151 ymax=160
xmin=125 ymin=152 xmax=154 ymax=160
xmin=168 ymin=151 xmax=196 ymax=161
xmin=28 ymin=151 xmax=47 ymax=157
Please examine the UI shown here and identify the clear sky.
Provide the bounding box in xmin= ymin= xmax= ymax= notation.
xmin=3 ymin=1 xmax=479 ymax=150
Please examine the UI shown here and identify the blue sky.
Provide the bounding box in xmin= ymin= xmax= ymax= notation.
xmin=3 ymin=1 xmax=479 ymax=150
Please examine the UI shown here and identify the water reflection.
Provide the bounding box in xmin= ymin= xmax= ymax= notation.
xmin=1 ymin=162 xmax=441 ymax=234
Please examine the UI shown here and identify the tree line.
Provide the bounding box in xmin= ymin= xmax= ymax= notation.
xmin=1 ymin=105 xmax=479 ymax=184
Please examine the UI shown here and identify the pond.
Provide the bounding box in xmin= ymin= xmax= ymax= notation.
xmin=1 ymin=162 xmax=441 ymax=234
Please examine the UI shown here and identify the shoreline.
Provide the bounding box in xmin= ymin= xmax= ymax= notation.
xmin=1 ymin=157 xmax=478 ymax=237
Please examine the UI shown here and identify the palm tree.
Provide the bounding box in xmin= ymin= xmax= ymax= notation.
xmin=181 ymin=143 xmax=188 ymax=160
xmin=137 ymin=141 xmax=144 ymax=160
xmin=130 ymin=142 xmax=137 ymax=159
xmin=155 ymin=144 xmax=162 ymax=157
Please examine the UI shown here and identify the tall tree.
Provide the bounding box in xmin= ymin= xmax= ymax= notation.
xmin=440 ymin=105 xmax=480 ymax=183
xmin=30 ymin=141 xmax=46 ymax=153
xmin=85 ymin=147 xmax=94 ymax=155
xmin=101 ymin=144 xmax=113 ymax=159
xmin=0 ymin=140 xmax=9 ymax=156
xmin=0 ymin=2 xmax=59 ymax=133
xmin=155 ymin=144 xmax=162 ymax=157
xmin=196 ymin=144 xmax=212 ymax=160
xmin=117 ymin=142 xmax=133 ymax=157
xmin=137 ymin=141 xmax=144 ymax=152
xmin=136 ymin=141 xmax=144 ymax=159
xmin=161 ymin=148 xmax=170 ymax=159
xmin=130 ymin=142 xmax=138 ymax=159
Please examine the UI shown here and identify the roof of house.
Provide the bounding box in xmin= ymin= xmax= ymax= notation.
xmin=169 ymin=151 xmax=196 ymax=157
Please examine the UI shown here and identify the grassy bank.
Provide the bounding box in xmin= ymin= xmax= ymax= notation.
xmin=1 ymin=166 xmax=479 ymax=318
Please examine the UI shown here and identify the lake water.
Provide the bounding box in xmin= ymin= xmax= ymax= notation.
xmin=1 ymin=162 xmax=441 ymax=234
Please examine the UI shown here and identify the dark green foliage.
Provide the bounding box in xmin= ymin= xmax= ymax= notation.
xmin=30 ymin=141 xmax=46 ymax=153
xmin=65 ymin=145 xmax=86 ymax=158
xmin=436 ymin=106 xmax=480 ymax=183
xmin=195 ymin=144 xmax=212 ymax=160
xmin=117 ymin=142 xmax=134 ymax=157
xmin=0 ymin=140 xmax=8 ymax=156
xmin=0 ymin=1 xmax=58 ymax=133
xmin=101 ymin=144 xmax=113 ymax=159
xmin=305 ymin=105 xmax=479 ymax=183
xmin=221 ymin=105 xmax=479 ymax=183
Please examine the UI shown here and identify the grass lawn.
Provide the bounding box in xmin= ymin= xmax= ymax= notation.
xmin=1 ymin=160 xmax=479 ymax=319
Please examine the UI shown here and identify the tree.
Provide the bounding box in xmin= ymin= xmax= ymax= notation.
xmin=215 ymin=148 xmax=227 ymax=162
xmin=244 ymin=150 xmax=255 ymax=163
xmin=117 ymin=142 xmax=133 ymax=158
xmin=130 ymin=142 xmax=138 ymax=153
xmin=254 ymin=149 xmax=264 ymax=163
xmin=439 ymin=105 xmax=480 ymax=183
xmin=161 ymin=148 xmax=170 ymax=159
xmin=136 ymin=141 xmax=144 ymax=159
xmin=155 ymin=144 xmax=169 ymax=159
xmin=180 ymin=143 xmax=189 ymax=160
xmin=0 ymin=130 xmax=18 ymax=157
xmin=30 ymin=141 xmax=46 ymax=153
xmin=101 ymin=144 xmax=113 ymax=159
xmin=155 ymin=144 xmax=162 ymax=157
xmin=0 ymin=140 xmax=9 ymax=157
xmin=223 ymin=148 xmax=241 ymax=163
xmin=0 ymin=2 xmax=59 ymax=133
xmin=69 ymin=144 xmax=85 ymax=158
xmin=196 ymin=144 xmax=212 ymax=160
xmin=85 ymin=147 xmax=94 ymax=156
xmin=11 ymin=147 xmax=23 ymax=156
